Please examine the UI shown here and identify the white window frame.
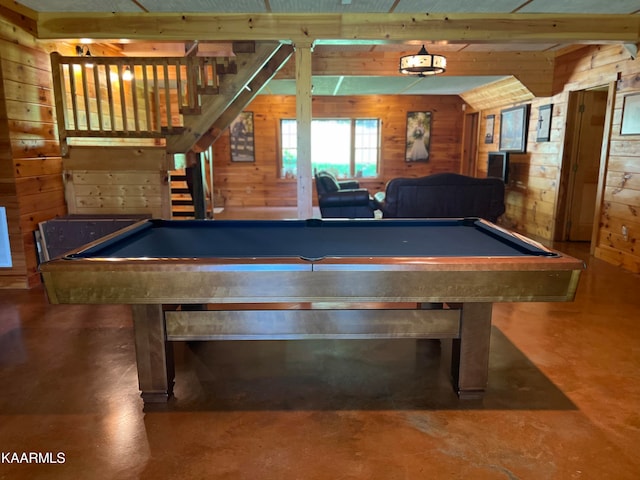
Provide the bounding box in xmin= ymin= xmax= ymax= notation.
xmin=279 ymin=118 xmax=380 ymax=179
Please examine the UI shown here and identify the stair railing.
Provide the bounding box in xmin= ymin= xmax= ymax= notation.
xmin=50 ymin=52 xmax=234 ymax=150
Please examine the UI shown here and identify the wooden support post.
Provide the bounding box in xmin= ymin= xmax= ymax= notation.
xmin=295 ymin=42 xmax=314 ymax=220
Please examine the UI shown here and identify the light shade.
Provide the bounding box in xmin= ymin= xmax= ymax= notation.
xmin=399 ymin=45 xmax=446 ymax=77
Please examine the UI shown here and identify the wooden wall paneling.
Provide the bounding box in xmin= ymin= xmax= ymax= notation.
xmin=553 ymin=45 xmax=629 ymax=95
xmin=476 ymin=92 xmax=568 ymax=241
xmin=0 ymin=70 xmax=25 ymax=287
xmin=65 ymin=145 xmax=169 ymax=170
xmin=549 ymin=45 xmax=640 ymax=271
xmin=0 ymin=17 xmax=66 ymax=288
xmin=63 ymin=145 xmax=170 ymax=218
xmin=211 ymin=94 xmax=466 ymax=208
xmin=1 ymin=40 xmax=52 ymax=72
xmin=68 ymin=170 xmax=165 ymax=215
xmin=594 ymin=63 xmax=638 ymax=270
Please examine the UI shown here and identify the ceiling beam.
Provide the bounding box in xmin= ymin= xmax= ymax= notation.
xmin=275 ymin=50 xmax=557 ymax=97
xmin=0 ymin=4 xmax=37 ymax=35
xmin=34 ymin=13 xmax=640 ymax=44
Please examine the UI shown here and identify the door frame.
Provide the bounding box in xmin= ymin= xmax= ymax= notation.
xmin=555 ymin=82 xmax=616 ymax=254
xmin=461 ymin=110 xmax=479 ymax=176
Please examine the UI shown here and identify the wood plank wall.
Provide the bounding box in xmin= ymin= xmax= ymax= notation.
xmin=576 ymin=46 xmax=640 ymax=272
xmin=476 ymin=97 xmax=566 ymax=241
xmin=475 ymin=45 xmax=640 ymax=273
xmin=0 ymin=18 xmax=66 ymax=288
xmin=211 ymin=94 xmax=466 ymax=207
xmin=63 ymin=145 xmax=172 ymax=219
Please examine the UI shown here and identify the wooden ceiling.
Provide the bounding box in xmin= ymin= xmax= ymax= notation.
xmin=2 ymin=0 xmax=639 ymax=96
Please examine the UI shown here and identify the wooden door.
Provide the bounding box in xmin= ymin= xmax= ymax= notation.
xmin=566 ymin=90 xmax=608 ymax=241
xmin=461 ymin=111 xmax=479 ymax=176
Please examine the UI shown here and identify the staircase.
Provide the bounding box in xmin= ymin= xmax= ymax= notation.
xmin=49 ymin=42 xmax=294 ymax=219
xmin=170 ymin=170 xmax=195 ymax=218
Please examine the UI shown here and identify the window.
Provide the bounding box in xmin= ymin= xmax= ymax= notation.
xmin=280 ymin=118 xmax=380 ymax=179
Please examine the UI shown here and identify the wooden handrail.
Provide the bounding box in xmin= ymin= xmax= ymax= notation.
xmin=50 ymin=52 xmax=232 ymax=148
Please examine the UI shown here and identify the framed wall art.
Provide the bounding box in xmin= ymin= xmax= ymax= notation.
xmin=536 ymin=104 xmax=553 ymax=142
xmin=405 ymin=111 xmax=432 ymax=162
xmin=0 ymin=207 xmax=12 ymax=268
xmin=621 ymin=93 xmax=640 ymax=135
xmin=230 ymin=112 xmax=255 ymax=162
xmin=484 ymin=115 xmax=495 ymax=144
xmin=499 ymin=104 xmax=530 ymax=153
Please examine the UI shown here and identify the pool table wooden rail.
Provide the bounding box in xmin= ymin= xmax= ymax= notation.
xmin=41 ymin=257 xmax=582 ymax=305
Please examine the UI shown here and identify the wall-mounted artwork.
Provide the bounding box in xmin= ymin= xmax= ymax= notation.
xmin=621 ymin=93 xmax=640 ymax=135
xmin=405 ymin=111 xmax=432 ymax=162
xmin=0 ymin=207 xmax=12 ymax=268
xmin=499 ymin=104 xmax=530 ymax=153
xmin=230 ymin=112 xmax=255 ymax=162
xmin=536 ymin=104 xmax=553 ymax=142
xmin=484 ymin=115 xmax=495 ymax=144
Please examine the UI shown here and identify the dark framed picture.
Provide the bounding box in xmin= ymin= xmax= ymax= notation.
xmin=405 ymin=111 xmax=432 ymax=162
xmin=230 ymin=112 xmax=255 ymax=162
xmin=621 ymin=93 xmax=640 ymax=135
xmin=536 ymin=104 xmax=553 ymax=142
xmin=499 ymin=104 xmax=530 ymax=153
xmin=484 ymin=115 xmax=495 ymax=144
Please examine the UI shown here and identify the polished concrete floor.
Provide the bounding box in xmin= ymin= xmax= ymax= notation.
xmin=1 ymin=211 xmax=639 ymax=479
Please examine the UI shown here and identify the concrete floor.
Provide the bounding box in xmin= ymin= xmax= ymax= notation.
xmin=1 ymin=218 xmax=639 ymax=478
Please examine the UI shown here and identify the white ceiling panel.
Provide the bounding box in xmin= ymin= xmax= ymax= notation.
xmin=136 ymin=0 xmax=268 ymax=13
xmin=269 ymin=0 xmax=396 ymax=13
xmin=260 ymin=75 xmax=509 ymax=96
xmin=519 ymin=0 xmax=640 ymax=14
xmin=463 ymin=43 xmax=560 ymax=52
xmin=402 ymin=75 xmax=508 ymax=95
xmin=393 ymin=0 xmax=529 ymax=13
xmin=15 ymin=0 xmax=640 ymax=14
xmin=16 ymin=0 xmax=144 ymax=12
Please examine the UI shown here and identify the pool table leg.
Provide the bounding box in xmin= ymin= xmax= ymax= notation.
xmin=131 ymin=304 xmax=175 ymax=403
xmin=451 ymin=302 xmax=492 ymax=400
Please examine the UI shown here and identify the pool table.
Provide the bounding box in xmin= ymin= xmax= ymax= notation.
xmin=40 ymin=218 xmax=583 ymax=403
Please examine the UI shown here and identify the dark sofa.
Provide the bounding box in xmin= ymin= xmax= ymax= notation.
xmin=374 ymin=172 xmax=505 ymax=221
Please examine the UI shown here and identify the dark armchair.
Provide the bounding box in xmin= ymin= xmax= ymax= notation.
xmin=314 ymin=170 xmax=376 ymax=218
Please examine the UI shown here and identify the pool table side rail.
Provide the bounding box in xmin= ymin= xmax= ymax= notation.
xmin=41 ymin=264 xmax=582 ymax=305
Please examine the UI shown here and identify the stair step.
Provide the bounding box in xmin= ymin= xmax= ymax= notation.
xmin=197 ymin=86 xmax=219 ymax=95
xmin=171 ymin=187 xmax=190 ymax=194
xmin=172 ymin=199 xmax=194 ymax=206
xmin=172 ymin=211 xmax=195 ymax=217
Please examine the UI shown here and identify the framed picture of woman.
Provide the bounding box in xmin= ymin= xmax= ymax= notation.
xmin=405 ymin=111 xmax=432 ymax=162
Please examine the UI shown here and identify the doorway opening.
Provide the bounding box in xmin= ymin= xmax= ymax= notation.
xmin=557 ymin=87 xmax=609 ymax=247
